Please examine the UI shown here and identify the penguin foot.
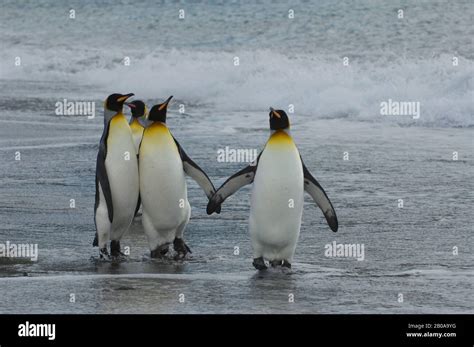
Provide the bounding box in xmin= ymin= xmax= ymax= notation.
xmin=150 ymin=244 xmax=170 ymax=258
xmin=173 ymin=238 xmax=192 ymax=259
xmin=252 ymin=257 xmax=267 ymax=271
xmin=99 ymin=247 xmax=110 ymax=260
xmin=282 ymin=260 xmax=291 ymax=268
xmin=270 ymin=260 xmax=283 ymax=267
xmin=110 ymin=240 xmax=125 ymax=258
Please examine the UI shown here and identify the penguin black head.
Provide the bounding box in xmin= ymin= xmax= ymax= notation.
xmin=105 ymin=93 xmax=134 ymax=112
xmin=269 ymin=107 xmax=290 ymax=130
xmin=126 ymin=100 xmax=147 ymax=118
xmin=148 ymin=96 xmax=173 ymax=123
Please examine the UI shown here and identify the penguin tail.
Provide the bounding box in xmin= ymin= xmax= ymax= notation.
xmin=92 ymin=233 xmax=98 ymax=247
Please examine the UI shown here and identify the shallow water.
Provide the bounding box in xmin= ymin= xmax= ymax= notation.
xmin=0 ymin=93 xmax=472 ymax=313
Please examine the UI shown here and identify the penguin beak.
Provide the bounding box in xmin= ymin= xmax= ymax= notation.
xmin=158 ymin=95 xmax=173 ymax=111
xmin=125 ymin=102 xmax=136 ymax=109
xmin=117 ymin=93 xmax=134 ymax=103
xmin=269 ymin=107 xmax=281 ymax=119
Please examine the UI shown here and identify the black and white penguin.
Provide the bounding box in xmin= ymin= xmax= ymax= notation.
xmin=93 ymin=93 xmax=140 ymax=258
xmin=207 ymin=108 xmax=338 ymax=269
xmin=139 ymin=96 xmax=220 ymax=258
xmin=125 ymin=100 xmax=148 ymax=217
xmin=126 ymin=100 xmax=148 ymax=154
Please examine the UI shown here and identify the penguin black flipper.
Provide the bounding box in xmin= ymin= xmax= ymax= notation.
xmin=173 ymin=137 xmax=221 ymax=213
xmin=301 ymin=157 xmax=338 ymax=232
xmin=206 ymin=154 xmax=261 ymax=215
xmin=95 ymin=128 xmax=114 ymax=223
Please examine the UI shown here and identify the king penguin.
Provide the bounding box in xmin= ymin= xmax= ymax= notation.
xmin=207 ymin=108 xmax=338 ymax=270
xmin=126 ymin=100 xmax=148 ymax=154
xmin=139 ymin=96 xmax=220 ymax=258
xmin=126 ymin=100 xmax=148 ymax=217
xmin=93 ymin=93 xmax=140 ymax=258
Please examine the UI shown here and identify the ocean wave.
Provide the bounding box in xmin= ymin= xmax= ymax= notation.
xmin=2 ymin=48 xmax=473 ymax=128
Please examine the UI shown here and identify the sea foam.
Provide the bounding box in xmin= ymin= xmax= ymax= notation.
xmin=2 ymin=48 xmax=473 ymax=128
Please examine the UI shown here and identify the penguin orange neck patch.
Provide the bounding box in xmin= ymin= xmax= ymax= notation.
xmin=130 ymin=118 xmax=143 ymax=130
xmin=268 ymin=130 xmax=294 ymax=146
xmin=110 ymin=113 xmax=127 ymax=125
xmin=146 ymin=122 xmax=170 ymax=136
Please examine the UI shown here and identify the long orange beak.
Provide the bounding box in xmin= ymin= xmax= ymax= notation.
xmin=158 ymin=95 xmax=173 ymax=111
xmin=117 ymin=93 xmax=134 ymax=103
xmin=269 ymin=107 xmax=281 ymax=118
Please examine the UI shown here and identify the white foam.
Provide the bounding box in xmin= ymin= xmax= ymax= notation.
xmin=2 ymin=48 xmax=473 ymax=127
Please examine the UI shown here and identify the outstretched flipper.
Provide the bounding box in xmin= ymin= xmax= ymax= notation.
xmin=173 ymin=137 xmax=221 ymax=213
xmin=206 ymin=154 xmax=261 ymax=215
xmin=301 ymin=157 xmax=338 ymax=232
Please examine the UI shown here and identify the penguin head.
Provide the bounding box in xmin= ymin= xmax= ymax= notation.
xmin=269 ymin=107 xmax=290 ymax=130
xmin=148 ymin=96 xmax=173 ymax=123
xmin=104 ymin=93 xmax=134 ymax=112
xmin=126 ymin=100 xmax=148 ymax=118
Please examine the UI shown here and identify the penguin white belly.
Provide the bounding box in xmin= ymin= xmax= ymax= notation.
xmin=105 ymin=114 xmax=139 ymax=238
xmin=249 ymin=132 xmax=304 ymax=262
xmin=139 ymin=123 xmax=189 ymax=247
